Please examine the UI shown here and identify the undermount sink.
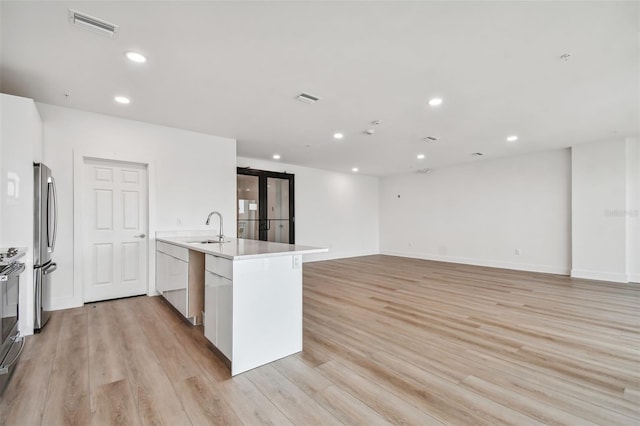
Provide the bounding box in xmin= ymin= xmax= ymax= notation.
xmin=187 ymin=239 xmax=230 ymax=244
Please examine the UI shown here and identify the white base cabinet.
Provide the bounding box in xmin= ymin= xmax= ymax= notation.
xmin=156 ymin=241 xmax=204 ymax=324
xmin=204 ymin=253 xmax=303 ymax=375
xmin=204 ymin=271 xmax=232 ymax=359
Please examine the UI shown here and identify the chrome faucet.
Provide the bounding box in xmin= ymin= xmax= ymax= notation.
xmin=205 ymin=211 xmax=224 ymax=242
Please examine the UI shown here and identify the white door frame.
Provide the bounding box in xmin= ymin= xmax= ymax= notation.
xmin=73 ymin=149 xmax=158 ymax=306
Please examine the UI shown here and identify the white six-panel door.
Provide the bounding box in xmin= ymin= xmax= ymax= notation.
xmin=83 ymin=159 xmax=148 ymax=302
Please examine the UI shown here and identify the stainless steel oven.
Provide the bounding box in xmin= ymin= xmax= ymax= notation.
xmin=0 ymin=261 xmax=25 ymax=395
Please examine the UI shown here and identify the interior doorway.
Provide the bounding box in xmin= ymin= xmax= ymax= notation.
xmin=82 ymin=158 xmax=149 ymax=302
xmin=237 ymin=168 xmax=295 ymax=244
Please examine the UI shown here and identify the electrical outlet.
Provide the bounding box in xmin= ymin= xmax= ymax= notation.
xmin=292 ymin=255 xmax=301 ymax=269
xmin=515 ymin=248 xmax=521 ymax=255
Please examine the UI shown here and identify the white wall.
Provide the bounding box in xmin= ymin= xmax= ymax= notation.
xmin=572 ymin=138 xmax=639 ymax=283
xmin=236 ymin=157 xmax=379 ymax=261
xmin=37 ymin=103 xmax=236 ymax=310
xmin=379 ymin=149 xmax=571 ymax=274
xmin=1 ymin=94 xmax=43 ymax=335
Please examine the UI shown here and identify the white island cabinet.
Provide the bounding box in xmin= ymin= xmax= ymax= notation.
xmin=204 ymin=255 xmax=233 ymax=359
xmin=156 ymin=235 xmax=326 ymax=375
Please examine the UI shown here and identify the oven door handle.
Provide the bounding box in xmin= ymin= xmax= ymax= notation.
xmin=0 ymin=334 xmax=25 ymax=375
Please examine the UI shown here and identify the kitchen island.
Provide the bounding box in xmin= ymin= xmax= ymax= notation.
xmin=156 ymin=234 xmax=326 ymax=375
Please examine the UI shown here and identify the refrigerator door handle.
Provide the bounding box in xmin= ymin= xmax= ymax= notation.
xmin=43 ymin=262 xmax=57 ymax=275
xmin=47 ymin=176 xmax=58 ymax=252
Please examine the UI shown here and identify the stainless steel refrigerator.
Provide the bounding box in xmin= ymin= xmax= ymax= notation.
xmin=34 ymin=163 xmax=57 ymax=331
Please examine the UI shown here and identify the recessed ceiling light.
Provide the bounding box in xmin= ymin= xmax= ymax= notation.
xmin=471 ymin=152 xmax=484 ymax=157
xmin=333 ymin=133 xmax=344 ymax=140
xmin=428 ymin=97 xmax=443 ymax=106
xmin=423 ymin=136 xmax=439 ymax=142
xmin=125 ymin=51 xmax=147 ymax=63
xmin=363 ymin=129 xmax=375 ymax=135
xmin=417 ymin=154 xmax=425 ymax=159
xmin=114 ymin=96 xmax=130 ymax=104
xmin=352 ymin=167 xmax=359 ymax=172
xmin=507 ymin=135 xmax=518 ymax=142
xmin=273 ymin=154 xmax=281 ymax=160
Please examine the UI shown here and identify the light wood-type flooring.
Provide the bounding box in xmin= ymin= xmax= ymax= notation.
xmin=1 ymin=255 xmax=639 ymax=425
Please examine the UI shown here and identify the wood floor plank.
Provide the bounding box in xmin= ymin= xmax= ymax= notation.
xmin=271 ymin=354 xmax=333 ymax=397
xmin=219 ymin=375 xmax=294 ymax=426
xmin=88 ymin=302 xmax=128 ymax=389
xmin=131 ymin=296 xmax=201 ymax=383
xmin=173 ymin=375 xmax=243 ymax=425
xmin=41 ymin=308 xmax=91 ymax=426
xmin=245 ymin=364 xmax=344 ymax=425
xmin=624 ymin=387 xmax=640 ymax=403
xmin=461 ymin=375 xmax=600 ymax=426
xmin=465 ymin=349 xmax=640 ymax=424
xmin=318 ymin=359 xmax=446 ymax=425
xmin=90 ymin=379 xmax=140 ymax=426
xmin=110 ymin=299 xmax=192 ymax=425
xmin=313 ymin=385 xmax=393 ymax=426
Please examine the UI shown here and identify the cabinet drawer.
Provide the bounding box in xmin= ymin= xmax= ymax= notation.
xmin=205 ymin=255 xmax=233 ymax=279
xmin=157 ymin=241 xmax=189 ymax=262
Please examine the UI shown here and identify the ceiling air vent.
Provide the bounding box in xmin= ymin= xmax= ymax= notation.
xmin=295 ymin=93 xmax=320 ymax=104
xmin=423 ymin=136 xmax=438 ymax=142
xmin=68 ymin=9 xmax=119 ymax=38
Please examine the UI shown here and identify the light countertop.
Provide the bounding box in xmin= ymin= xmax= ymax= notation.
xmin=156 ymin=235 xmax=327 ymax=260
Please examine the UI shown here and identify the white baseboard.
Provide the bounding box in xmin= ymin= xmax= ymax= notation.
xmin=629 ymin=273 xmax=640 ymax=283
xmin=303 ymin=250 xmax=379 ymax=263
xmin=50 ymin=297 xmax=83 ymax=311
xmin=570 ymin=269 xmax=630 ymax=283
xmin=380 ymin=250 xmax=570 ymax=275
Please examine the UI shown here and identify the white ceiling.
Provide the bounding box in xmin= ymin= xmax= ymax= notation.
xmin=1 ymin=1 xmax=638 ymax=176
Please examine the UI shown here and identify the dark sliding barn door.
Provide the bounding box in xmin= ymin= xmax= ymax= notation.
xmin=236 ymin=168 xmax=295 ymax=244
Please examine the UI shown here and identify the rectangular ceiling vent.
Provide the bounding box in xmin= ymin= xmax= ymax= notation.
xmin=68 ymin=9 xmax=119 ymax=38
xmin=295 ymin=93 xmax=320 ymax=104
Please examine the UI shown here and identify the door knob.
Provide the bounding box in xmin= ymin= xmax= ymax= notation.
xmin=133 ymin=234 xmax=146 ymax=238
